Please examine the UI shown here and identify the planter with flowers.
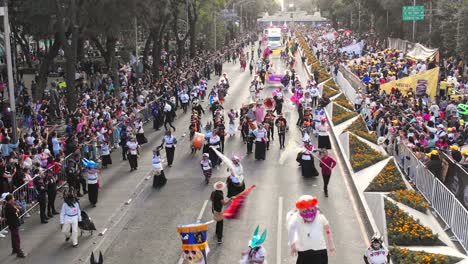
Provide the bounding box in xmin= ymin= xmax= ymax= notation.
xmin=334 ymin=93 xmax=354 ymax=111
xmin=322 ymin=85 xmax=339 ymax=99
xmin=387 ymin=189 xmax=429 ymax=213
xmin=349 ymin=133 xmax=386 ymax=172
xmin=345 ymin=116 xmax=378 ymax=144
xmin=365 ymin=160 xmax=406 ymax=192
xmin=390 ymin=247 xmax=462 ymax=264
xmin=332 ymin=103 xmax=358 ymax=126
xmin=385 ymin=199 xmax=443 ymax=246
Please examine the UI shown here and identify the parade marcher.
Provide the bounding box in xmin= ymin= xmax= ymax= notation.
xmin=83 ymin=159 xmax=99 ymax=207
xmin=208 ymin=131 xmax=221 ymax=167
xmin=152 ymin=148 xmax=167 ymax=188
xmin=135 ymin=118 xmax=147 ymax=145
xmin=253 ymin=123 xmax=268 ymax=160
xmin=3 ymin=194 xmax=26 ymax=257
xmin=228 ymin=109 xmax=237 ymax=137
xmin=264 ymin=110 xmax=276 ymax=141
xmin=316 ymin=118 xmax=331 ymax=150
xmin=210 ymin=181 xmax=231 ymax=244
xmin=200 ymin=153 xmax=213 ymax=184
xmin=180 ymin=90 xmax=190 ymax=114
xmin=297 ymin=141 xmax=319 ymax=177
xmin=60 ymin=192 xmax=81 ymax=247
xmin=126 ymin=137 xmax=140 ymax=171
xmin=363 ymin=234 xmax=390 ymax=264
xmin=287 ymin=195 xmax=336 ymax=264
xmin=275 ymin=113 xmax=287 ymax=149
xmin=240 ymin=226 xmax=267 ymax=264
xmin=100 ymin=140 xmax=112 ymax=169
xmin=163 ymin=100 xmax=176 ymax=132
xmin=192 ymin=99 xmax=205 ymax=117
xmin=226 ymin=155 xmax=246 ymax=198
xmin=159 ymin=130 xmax=177 ymax=167
xmin=319 ymin=150 xmax=337 ymax=197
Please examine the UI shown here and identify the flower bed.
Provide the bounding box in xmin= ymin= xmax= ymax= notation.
xmin=322 ymin=85 xmax=339 ymax=98
xmin=325 ymin=79 xmax=340 ymax=90
xmin=385 ymin=199 xmax=443 ymax=246
xmin=332 ymin=103 xmax=358 ymax=126
xmin=388 ymin=189 xmax=429 ymax=213
xmin=390 ymin=247 xmax=461 ymax=264
xmin=365 ymin=160 xmax=406 ymax=192
xmin=345 ymin=116 xmax=378 ymax=144
xmin=318 ymin=69 xmax=331 ymax=83
xmin=349 ymin=133 xmax=385 ymax=171
xmin=334 ymin=93 xmax=354 ymax=111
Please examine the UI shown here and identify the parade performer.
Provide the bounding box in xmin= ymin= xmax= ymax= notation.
xmin=297 ymin=141 xmax=319 ymax=177
xmin=159 ymin=131 xmax=177 ymax=167
xmin=226 ymin=155 xmax=246 ymax=198
xmin=203 ymin=122 xmax=213 ymax=154
xmin=363 ymin=234 xmax=390 ymax=264
xmin=60 ymin=192 xmax=81 ymax=247
xmin=126 ymin=137 xmax=140 ymax=171
xmin=275 ymin=113 xmax=288 ymax=149
xmin=100 ymin=140 xmax=112 ymax=169
xmin=152 ymin=148 xmax=167 ymax=188
xmin=200 ymin=153 xmax=213 ymax=184
xmin=135 ymin=118 xmax=147 ymax=145
xmin=177 ymin=221 xmax=212 ymax=264
xmin=316 ymin=118 xmax=331 ymax=150
xmin=240 ymin=226 xmax=267 ymax=264
xmin=208 ymin=131 xmax=221 ymax=167
xmin=211 ymin=181 xmax=231 ymax=244
xmin=287 ymin=195 xmax=336 ymax=264
xmin=82 ymin=159 xmax=99 ymax=207
xmin=253 ymin=123 xmax=268 ymax=160
xmin=228 ymin=109 xmax=237 ymax=137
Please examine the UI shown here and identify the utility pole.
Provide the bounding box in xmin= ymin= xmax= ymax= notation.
xmin=134 ymin=17 xmax=138 ymax=58
xmin=358 ymin=1 xmax=361 ymax=32
xmin=412 ymin=0 xmax=416 ymax=41
xmin=240 ymin=4 xmax=243 ymax=34
xmin=1 ymin=1 xmax=17 ymax=142
xmin=214 ymin=13 xmax=217 ymax=50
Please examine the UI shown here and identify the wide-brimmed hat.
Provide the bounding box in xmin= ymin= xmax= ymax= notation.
xmin=213 ymin=181 xmax=226 ymax=191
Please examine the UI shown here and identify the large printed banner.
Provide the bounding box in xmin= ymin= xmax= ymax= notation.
xmin=379 ymin=67 xmax=440 ymax=99
xmin=339 ymin=41 xmax=364 ymax=56
xmin=407 ymin=43 xmax=439 ymax=61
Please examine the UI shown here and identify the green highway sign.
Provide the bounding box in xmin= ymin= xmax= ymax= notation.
xmin=402 ymin=5 xmax=425 ymax=21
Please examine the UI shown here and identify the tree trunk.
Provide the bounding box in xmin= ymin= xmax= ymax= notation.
xmin=106 ymin=37 xmax=120 ymax=96
xmin=143 ymin=32 xmax=154 ymax=71
xmin=151 ymin=29 xmax=162 ymax=78
xmin=37 ymin=37 xmax=60 ymax=100
xmin=64 ymin=27 xmax=79 ymax=112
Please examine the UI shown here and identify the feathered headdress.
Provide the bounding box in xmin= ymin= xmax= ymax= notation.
xmin=249 ymin=225 xmax=267 ymax=248
xmin=82 ymin=159 xmax=98 ymax=169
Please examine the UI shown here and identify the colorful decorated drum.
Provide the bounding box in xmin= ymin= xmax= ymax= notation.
xmin=192 ymin=132 xmax=205 ymax=150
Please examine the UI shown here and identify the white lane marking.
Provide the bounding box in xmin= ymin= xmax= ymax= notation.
xmin=177 ymin=199 xmax=210 ymax=264
xmin=277 ymin=197 xmax=283 ymax=264
xmin=125 ymin=199 xmax=132 ymax=205
xmin=98 ymin=228 xmax=108 ymax=236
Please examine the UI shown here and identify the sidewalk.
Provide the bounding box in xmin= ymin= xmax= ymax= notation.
xmin=0 ymin=63 xmax=236 ymax=264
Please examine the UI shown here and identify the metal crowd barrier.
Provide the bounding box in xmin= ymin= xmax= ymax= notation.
xmin=396 ymin=143 xmax=468 ymax=254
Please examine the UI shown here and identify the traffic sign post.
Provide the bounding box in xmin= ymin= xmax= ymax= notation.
xmin=402 ymin=5 xmax=425 ymax=21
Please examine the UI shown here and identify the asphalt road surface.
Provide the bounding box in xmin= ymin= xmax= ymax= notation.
xmin=0 ymin=44 xmax=368 ymax=264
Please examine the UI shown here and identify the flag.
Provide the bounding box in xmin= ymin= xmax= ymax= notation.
xmin=223 ymin=185 xmax=256 ymax=219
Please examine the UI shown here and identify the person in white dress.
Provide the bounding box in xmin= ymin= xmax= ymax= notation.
xmin=60 ymin=193 xmax=82 ymax=247
xmin=363 ymin=234 xmax=390 ymax=264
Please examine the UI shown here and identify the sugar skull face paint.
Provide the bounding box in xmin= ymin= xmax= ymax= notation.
xmin=299 ymin=207 xmax=317 ymax=222
xmin=183 ymin=249 xmax=203 ymax=263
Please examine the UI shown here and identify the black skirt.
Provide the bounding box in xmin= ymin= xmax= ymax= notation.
xmin=318 ymin=135 xmax=331 ymax=149
xmin=301 ymin=159 xmax=319 ymax=177
xmin=101 ymin=154 xmax=112 ymax=166
xmin=136 ymin=133 xmax=147 ymax=145
xmin=297 ymin=249 xmax=328 ymax=264
xmin=153 ymin=170 xmax=167 ymax=188
xmin=88 ymin=183 xmax=99 ymax=205
xmin=255 ymin=141 xmax=266 ymax=160
xmin=226 ymin=178 xmax=245 ymax=198
xmin=209 ymin=147 xmax=220 ymax=167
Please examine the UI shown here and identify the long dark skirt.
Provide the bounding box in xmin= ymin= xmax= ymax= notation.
xmin=301 ymin=159 xmax=319 ymax=177
xmin=202 ymin=144 xmax=210 ymax=154
xmin=227 ymin=179 xmax=246 ymax=198
xmin=318 ymin=135 xmax=331 ymax=149
xmin=153 ymin=171 xmax=167 ymax=188
xmin=255 ymin=141 xmax=266 ymax=160
xmin=136 ymin=133 xmax=147 ymax=145
xmin=209 ymin=148 xmax=219 ymax=167
xmin=296 ymin=249 xmax=328 ymax=264
xmin=166 ymin=147 xmax=175 ymax=166
xmin=88 ymin=183 xmax=99 ymax=205
xmin=203 ymin=169 xmax=212 ymax=180
xmin=128 ymin=154 xmax=138 ymax=169
xmin=101 ymin=154 xmax=112 ymax=167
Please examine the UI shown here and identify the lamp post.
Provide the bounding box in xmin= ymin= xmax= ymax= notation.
xmin=1 ymin=1 xmax=17 ymax=142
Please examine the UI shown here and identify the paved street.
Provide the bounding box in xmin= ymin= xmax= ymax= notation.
xmin=0 ymin=50 xmax=368 ymax=264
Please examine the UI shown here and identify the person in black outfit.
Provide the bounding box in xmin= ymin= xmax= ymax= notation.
xmin=3 ymin=194 xmax=26 ymax=258
xmin=275 ymin=114 xmax=288 ymax=149
xmin=73 ymin=154 xmax=87 ymax=196
xmin=46 ymin=169 xmax=59 ymax=217
xmin=33 ymin=169 xmax=48 ymax=223
xmin=120 ymin=126 xmax=128 ymax=161
xmin=210 ymin=181 xmax=231 ymax=244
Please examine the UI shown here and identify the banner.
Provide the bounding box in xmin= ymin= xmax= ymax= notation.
xmin=321 ymin=32 xmax=336 ymax=41
xmin=379 ymin=67 xmax=440 ymax=99
xmin=407 ymin=43 xmax=439 ymax=61
xmin=339 ymin=41 xmax=364 ymax=56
